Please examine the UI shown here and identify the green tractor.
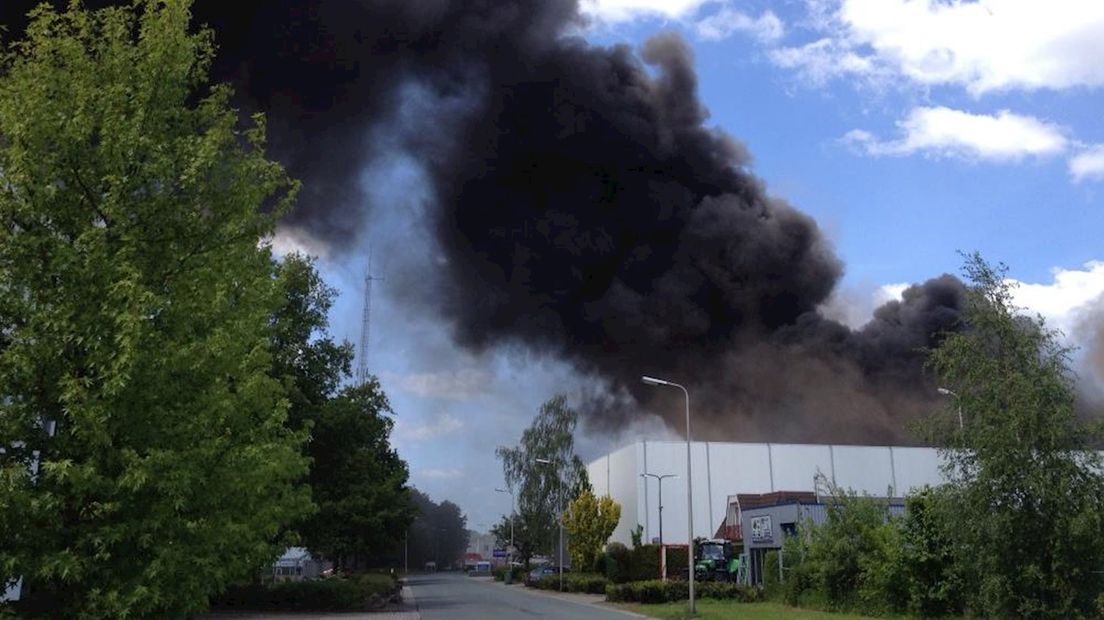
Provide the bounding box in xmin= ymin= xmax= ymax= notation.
xmin=694 ymin=539 xmax=741 ymax=582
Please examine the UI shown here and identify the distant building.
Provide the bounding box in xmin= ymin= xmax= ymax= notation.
xmin=272 ymin=547 xmax=328 ymax=581
xmin=587 ymin=440 xmax=946 ymax=547
xmin=465 ymin=531 xmax=504 ymax=567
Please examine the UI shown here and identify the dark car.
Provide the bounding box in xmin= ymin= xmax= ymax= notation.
xmin=525 ymin=565 xmax=569 ymax=586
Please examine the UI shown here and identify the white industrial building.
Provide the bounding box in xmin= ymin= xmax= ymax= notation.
xmin=587 ymin=441 xmax=946 ymax=547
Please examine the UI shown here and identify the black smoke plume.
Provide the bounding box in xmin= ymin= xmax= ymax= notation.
xmin=2 ymin=0 xmax=967 ymax=442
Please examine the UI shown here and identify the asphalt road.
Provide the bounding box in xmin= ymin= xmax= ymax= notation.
xmin=407 ymin=573 xmax=638 ymax=620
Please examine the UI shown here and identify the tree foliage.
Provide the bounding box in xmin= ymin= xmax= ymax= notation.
xmin=782 ymin=485 xmax=903 ymax=614
xmin=269 ymin=253 xmax=352 ymax=432
xmin=405 ymin=488 xmax=468 ymax=569
xmin=495 ymin=395 xmax=590 ymax=562
xmin=562 ymin=490 xmax=620 ymax=571
xmin=300 ymin=379 xmax=413 ymax=571
xmin=0 ymin=1 xmax=310 ymax=616
xmin=927 ymin=252 xmax=1104 ymax=618
xmin=268 ymin=254 xmax=412 ymax=570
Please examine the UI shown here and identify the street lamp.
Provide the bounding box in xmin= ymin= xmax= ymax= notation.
xmin=640 ymin=473 xmax=678 ymax=545
xmin=642 ymin=375 xmax=695 ymax=616
xmin=535 ymin=457 xmax=564 ymax=592
xmin=937 ymin=387 xmax=963 ymax=431
xmin=495 ymin=487 xmax=515 ymax=562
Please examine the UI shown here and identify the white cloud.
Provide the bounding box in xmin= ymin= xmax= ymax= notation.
xmin=382 ymin=368 xmax=493 ymax=401
xmin=579 ymin=0 xmax=710 ymax=22
xmin=844 ymin=107 xmax=1068 ymax=162
xmin=769 ymin=37 xmax=881 ymax=84
xmin=696 ymin=8 xmax=784 ymax=42
xmin=419 ymin=467 xmax=464 ymax=480
xmin=1009 ymin=261 xmax=1104 ymax=336
xmin=773 ymin=0 xmax=1104 ymax=94
xmin=1069 ymin=145 xmax=1104 ymax=183
xmin=395 ymin=414 xmax=465 ymax=442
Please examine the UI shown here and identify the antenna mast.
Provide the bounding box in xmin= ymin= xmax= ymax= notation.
xmin=356 ymin=248 xmax=383 ymax=385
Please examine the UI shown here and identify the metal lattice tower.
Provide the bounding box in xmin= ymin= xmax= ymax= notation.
xmin=356 ymin=249 xmax=384 ymax=385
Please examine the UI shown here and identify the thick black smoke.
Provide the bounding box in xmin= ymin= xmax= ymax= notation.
xmin=2 ymin=0 xmax=966 ymax=442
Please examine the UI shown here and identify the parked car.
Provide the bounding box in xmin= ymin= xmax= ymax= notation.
xmin=524 ymin=565 xmax=569 ymax=586
xmin=467 ymin=561 xmax=492 ymax=576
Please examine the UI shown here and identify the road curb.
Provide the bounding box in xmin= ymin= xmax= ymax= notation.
xmin=400 ymin=583 xmax=420 ymax=619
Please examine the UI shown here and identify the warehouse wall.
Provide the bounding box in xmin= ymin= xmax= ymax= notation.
xmin=589 ymin=441 xmax=948 ymax=546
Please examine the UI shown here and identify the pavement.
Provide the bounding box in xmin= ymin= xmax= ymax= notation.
xmin=198 ymin=573 xmax=639 ymax=619
xmin=407 ymin=572 xmax=642 ymax=620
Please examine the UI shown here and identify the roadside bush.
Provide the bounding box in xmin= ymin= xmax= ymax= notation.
xmin=492 ymin=566 xmax=526 ymax=583
xmin=533 ymin=573 xmax=608 ymax=594
xmin=762 ymin=550 xmax=781 ymax=595
xmin=600 ymin=542 xmax=632 ymax=583
xmin=605 ymin=580 xmax=687 ymax=603
xmin=211 ymin=575 xmax=398 ymax=612
xmin=629 ymin=544 xmax=660 ymax=581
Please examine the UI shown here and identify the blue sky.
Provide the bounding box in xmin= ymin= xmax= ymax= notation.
xmin=276 ymin=0 xmax=1104 ymax=533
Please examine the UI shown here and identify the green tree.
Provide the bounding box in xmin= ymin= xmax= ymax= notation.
xmin=495 ymin=395 xmax=590 ymax=563
xmin=0 ymin=1 xmax=310 ymax=617
xmin=405 ymin=489 xmax=468 ymax=569
xmin=561 ymin=490 xmax=620 ymax=571
xmin=491 ymin=512 xmax=538 ymax=566
xmin=928 ymin=253 xmax=1104 ymax=618
xmin=269 ymin=253 xmax=353 ymax=432
xmin=300 ymin=379 xmax=413 ymax=571
xmin=897 ymin=486 xmax=963 ymax=617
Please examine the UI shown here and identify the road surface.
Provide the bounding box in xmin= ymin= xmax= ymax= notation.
xmin=407 ymin=573 xmax=637 ymax=620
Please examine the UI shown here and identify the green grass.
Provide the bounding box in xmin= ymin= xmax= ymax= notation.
xmin=612 ymin=600 xmax=881 ymax=619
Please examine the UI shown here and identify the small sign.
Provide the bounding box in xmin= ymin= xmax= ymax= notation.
xmin=492 ymin=549 xmax=508 ymax=558
xmin=750 ymin=515 xmax=773 ymax=543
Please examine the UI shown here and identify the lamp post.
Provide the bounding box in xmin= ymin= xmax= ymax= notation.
xmin=937 ymin=387 xmax=963 ymax=431
xmin=495 ymin=487 xmax=515 ymax=563
xmin=640 ymin=473 xmax=678 ymax=545
xmin=535 ymin=457 xmax=564 ymax=592
xmin=642 ymin=375 xmax=695 ymax=616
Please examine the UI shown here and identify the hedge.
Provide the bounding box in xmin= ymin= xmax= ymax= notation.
xmin=530 ymin=573 xmax=609 ymax=594
xmin=606 ymin=580 xmax=762 ymax=604
xmin=597 ymin=543 xmax=690 ymax=582
xmin=210 ymin=574 xmax=399 ymax=612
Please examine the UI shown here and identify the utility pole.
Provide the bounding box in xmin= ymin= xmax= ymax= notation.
xmin=356 ymin=248 xmax=383 ymax=385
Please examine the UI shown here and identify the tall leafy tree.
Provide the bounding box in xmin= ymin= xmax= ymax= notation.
xmin=928 ymin=253 xmax=1104 ymax=618
xmin=301 ymin=379 xmax=413 ymax=571
xmin=561 ymin=490 xmax=620 ymax=571
xmin=270 ymin=253 xmax=352 ymax=431
xmin=496 ymin=395 xmax=590 ymax=563
xmin=0 ymin=1 xmax=310 ymax=617
xmin=405 ymin=488 xmax=468 ymax=569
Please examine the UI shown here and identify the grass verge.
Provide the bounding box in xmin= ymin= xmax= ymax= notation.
xmin=613 ymin=600 xmax=882 ymax=619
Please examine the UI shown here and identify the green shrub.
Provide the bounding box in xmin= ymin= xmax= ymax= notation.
xmin=532 ymin=573 xmax=608 ymax=593
xmin=565 ymin=573 xmax=609 ymax=594
xmin=211 ymin=575 xmax=396 ymax=612
xmin=492 ymin=566 xmax=526 ymax=582
xmin=601 ymin=542 xmax=632 ymax=584
xmin=605 ymin=580 xmax=686 ymax=603
xmin=629 ymin=544 xmax=660 ymax=581
xmin=698 ymin=581 xmax=763 ymax=602
xmin=762 ymin=550 xmax=781 ymax=594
